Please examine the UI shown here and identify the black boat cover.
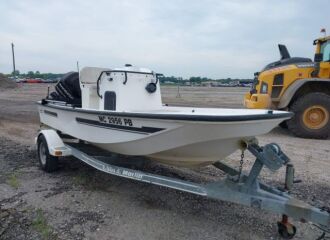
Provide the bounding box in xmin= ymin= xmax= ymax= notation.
xmin=49 ymin=72 xmax=81 ymax=105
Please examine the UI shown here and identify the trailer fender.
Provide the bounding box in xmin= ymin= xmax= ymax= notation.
xmin=278 ymin=78 xmax=330 ymax=109
xmin=36 ymin=129 xmax=72 ymax=156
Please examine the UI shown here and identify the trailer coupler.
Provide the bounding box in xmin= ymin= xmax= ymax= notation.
xmin=213 ymin=141 xmax=329 ymax=238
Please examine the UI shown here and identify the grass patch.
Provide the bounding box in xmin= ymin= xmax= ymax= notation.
xmin=72 ymin=171 xmax=89 ymax=186
xmin=32 ymin=208 xmax=52 ymax=239
xmin=7 ymin=172 xmax=20 ymax=189
xmin=71 ymin=171 xmax=103 ymax=190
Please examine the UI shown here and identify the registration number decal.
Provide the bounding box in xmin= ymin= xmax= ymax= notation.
xmin=98 ymin=115 xmax=133 ymax=127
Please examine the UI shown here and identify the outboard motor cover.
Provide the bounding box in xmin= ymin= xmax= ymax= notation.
xmin=49 ymin=72 xmax=81 ymax=105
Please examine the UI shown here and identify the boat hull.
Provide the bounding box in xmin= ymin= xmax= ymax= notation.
xmin=38 ymin=103 xmax=291 ymax=167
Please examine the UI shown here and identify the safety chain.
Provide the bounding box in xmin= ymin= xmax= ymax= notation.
xmin=237 ymin=149 xmax=245 ymax=182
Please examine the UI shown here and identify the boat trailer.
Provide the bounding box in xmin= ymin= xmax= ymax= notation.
xmin=36 ymin=129 xmax=330 ymax=239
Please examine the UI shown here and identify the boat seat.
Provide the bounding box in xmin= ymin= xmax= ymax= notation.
xmin=80 ymin=67 xmax=111 ymax=84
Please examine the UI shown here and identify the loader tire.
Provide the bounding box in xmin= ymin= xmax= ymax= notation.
xmin=287 ymin=92 xmax=330 ymax=139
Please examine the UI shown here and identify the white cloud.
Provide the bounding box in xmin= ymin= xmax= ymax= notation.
xmin=0 ymin=0 xmax=329 ymax=78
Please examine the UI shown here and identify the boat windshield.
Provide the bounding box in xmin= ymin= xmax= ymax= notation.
xmin=320 ymin=40 xmax=330 ymax=61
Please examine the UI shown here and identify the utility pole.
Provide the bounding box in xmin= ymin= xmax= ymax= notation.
xmin=11 ymin=43 xmax=16 ymax=78
xmin=76 ymin=61 xmax=80 ymax=72
xmin=176 ymin=77 xmax=181 ymax=98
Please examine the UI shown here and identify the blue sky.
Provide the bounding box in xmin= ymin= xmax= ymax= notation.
xmin=0 ymin=0 xmax=329 ymax=78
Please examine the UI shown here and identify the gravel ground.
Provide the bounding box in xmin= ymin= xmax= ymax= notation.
xmin=0 ymin=84 xmax=329 ymax=240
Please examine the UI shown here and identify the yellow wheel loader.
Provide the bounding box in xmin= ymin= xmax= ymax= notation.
xmin=244 ymin=35 xmax=330 ymax=139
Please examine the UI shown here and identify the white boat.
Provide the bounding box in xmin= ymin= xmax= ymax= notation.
xmin=38 ymin=66 xmax=292 ymax=167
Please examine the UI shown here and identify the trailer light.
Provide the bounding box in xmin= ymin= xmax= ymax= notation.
xmin=54 ymin=150 xmax=63 ymax=156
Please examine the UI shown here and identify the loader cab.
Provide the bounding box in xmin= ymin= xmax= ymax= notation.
xmin=314 ymin=37 xmax=330 ymax=62
xmin=320 ymin=40 xmax=330 ymax=62
xmin=313 ymin=37 xmax=330 ymax=79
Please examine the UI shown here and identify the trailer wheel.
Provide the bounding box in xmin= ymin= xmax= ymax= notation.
xmin=37 ymin=135 xmax=59 ymax=172
xmin=287 ymin=92 xmax=330 ymax=139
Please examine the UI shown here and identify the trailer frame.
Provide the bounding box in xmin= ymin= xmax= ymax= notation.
xmin=36 ymin=129 xmax=330 ymax=239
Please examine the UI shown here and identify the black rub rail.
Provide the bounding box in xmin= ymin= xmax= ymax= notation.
xmin=38 ymin=101 xmax=294 ymax=122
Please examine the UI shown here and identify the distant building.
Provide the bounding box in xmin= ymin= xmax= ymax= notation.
xmin=164 ymin=81 xmax=175 ymax=85
xmin=201 ymin=81 xmax=216 ymax=87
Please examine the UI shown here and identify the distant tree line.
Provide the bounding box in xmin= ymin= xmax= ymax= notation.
xmin=159 ymin=76 xmax=253 ymax=84
xmin=9 ymin=70 xmax=63 ymax=80
xmin=8 ymin=71 xmax=252 ymax=84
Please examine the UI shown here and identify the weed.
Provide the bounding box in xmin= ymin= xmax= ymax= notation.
xmin=32 ymin=208 xmax=52 ymax=240
xmin=7 ymin=172 xmax=19 ymax=189
xmin=72 ymin=171 xmax=89 ymax=186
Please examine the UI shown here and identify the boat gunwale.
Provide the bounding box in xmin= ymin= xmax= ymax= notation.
xmin=37 ymin=100 xmax=293 ymax=122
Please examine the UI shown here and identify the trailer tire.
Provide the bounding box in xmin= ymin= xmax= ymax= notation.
xmin=37 ymin=135 xmax=59 ymax=172
xmin=287 ymin=92 xmax=330 ymax=139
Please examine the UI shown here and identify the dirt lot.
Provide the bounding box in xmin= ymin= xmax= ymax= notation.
xmin=0 ymin=84 xmax=329 ymax=240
